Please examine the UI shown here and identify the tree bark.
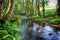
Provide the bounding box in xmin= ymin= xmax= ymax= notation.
xmin=42 ymin=0 xmax=45 ymax=17
xmin=0 ymin=0 xmax=4 ymax=16
xmin=0 ymin=0 xmax=5 ymax=25
xmin=56 ymin=0 xmax=60 ymax=16
xmin=36 ymin=0 xmax=41 ymax=17
xmin=5 ymin=0 xmax=14 ymax=21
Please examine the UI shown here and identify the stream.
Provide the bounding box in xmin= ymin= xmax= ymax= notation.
xmin=19 ymin=16 xmax=60 ymax=40
xmin=19 ymin=22 xmax=60 ymax=40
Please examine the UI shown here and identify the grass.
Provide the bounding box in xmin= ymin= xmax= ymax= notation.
xmin=45 ymin=7 xmax=56 ymax=17
xmin=40 ymin=7 xmax=56 ymax=17
xmin=32 ymin=7 xmax=60 ymax=25
xmin=33 ymin=7 xmax=56 ymax=17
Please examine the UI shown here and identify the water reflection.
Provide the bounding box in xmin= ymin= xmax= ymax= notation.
xmin=33 ymin=23 xmax=59 ymax=40
xmin=19 ymin=22 xmax=29 ymax=40
xmin=20 ymin=22 xmax=60 ymax=40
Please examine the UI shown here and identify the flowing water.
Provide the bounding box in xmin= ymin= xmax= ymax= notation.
xmin=19 ymin=22 xmax=60 ymax=40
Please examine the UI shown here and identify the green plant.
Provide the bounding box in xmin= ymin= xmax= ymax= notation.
xmin=0 ymin=20 xmax=22 ymax=40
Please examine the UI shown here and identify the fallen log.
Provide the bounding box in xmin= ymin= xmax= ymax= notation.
xmin=50 ymin=24 xmax=60 ymax=28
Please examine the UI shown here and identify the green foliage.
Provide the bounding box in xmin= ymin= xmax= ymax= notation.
xmin=0 ymin=20 xmax=22 ymax=40
xmin=14 ymin=0 xmax=24 ymax=15
xmin=2 ymin=0 xmax=9 ymax=16
xmin=33 ymin=17 xmax=50 ymax=23
xmin=32 ymin=8 xmax=56 ymax=22
xmin=32 ymin=16 xmax=60 ymax=25
xmin=45 ymin=8 xmax=56 ymax=17
xmin=50 ymin=16 xmax=60 ymax=25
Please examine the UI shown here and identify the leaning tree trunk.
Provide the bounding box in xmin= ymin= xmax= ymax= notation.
xmin=42 ymin=0 xmax=45 ymax=17
xmin=56 ymin=0 xmax=60 ymax=16
xmin=5 ymin=0 xmax=14 ymax=21
xmin=0 ymin=0 xmax=4 ymax=16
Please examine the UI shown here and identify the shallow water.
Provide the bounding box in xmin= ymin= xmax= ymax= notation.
xmin=20 ymin=22 xmax=60 ymax=40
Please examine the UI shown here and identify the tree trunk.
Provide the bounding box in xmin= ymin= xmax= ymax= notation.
xmin=31 ymin=0 xmax=34 ymax=16
xmin=23 ymin=0 xmax=24 ymax=8
xmin=0 ymin=0 xmax=5 ymax=25
xmin=0 ymin=0 xmax=4 ymax=16
xmin=56 ymin=0 xmax=60 ymax=16
xmin=5 ymin=0 xmax=14 ymax=21
xmin=36 ymin=0 xmax=41 ymax=17
xmin=25 ymin=0 xmax=29 ymax=16
xmin=29 ymin=0 xmax=34 ymax=17
xmin=42 ymin=0 xmax=45 ymax=17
